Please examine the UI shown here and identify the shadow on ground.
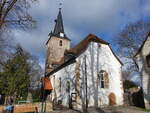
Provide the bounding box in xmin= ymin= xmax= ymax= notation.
xmin=49 ymin=106 xmax=149 ymax=113
xmin=56 ymin=107 xmax=123 ymax=113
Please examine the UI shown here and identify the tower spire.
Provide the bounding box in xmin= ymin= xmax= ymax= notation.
xmin=59 ymin=2 xmax=62 ymax=9
xmin=53 ymin=8 xmax=64 ymax=35
xmin=47 ymin=6 xmax=70 ymax=42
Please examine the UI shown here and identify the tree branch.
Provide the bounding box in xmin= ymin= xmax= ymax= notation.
xmin=0 ymin=0 xmax=18 ymax=28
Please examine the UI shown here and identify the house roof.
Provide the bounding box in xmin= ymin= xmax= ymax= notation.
xmin=134 ymin=32 xmax=150 ymax=57
xmin=46 ymin=34 xmax=123 ymax=77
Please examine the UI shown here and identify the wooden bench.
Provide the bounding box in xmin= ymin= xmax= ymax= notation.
xmin=13 ymin=104 xmax=38 ymax=113
xmin=0 ymin=104 xmax=38 ymax=113
xmin=0 ymin=106 xmax=4 ymax=113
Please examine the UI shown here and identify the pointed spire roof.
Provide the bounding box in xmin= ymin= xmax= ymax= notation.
xmin=53 ymin=8 xmax=64 ymax=35
xmin=48 ymin=8 xmax=70 ymax=41
xmin=46 ymin=8 xmax=70 ymax=45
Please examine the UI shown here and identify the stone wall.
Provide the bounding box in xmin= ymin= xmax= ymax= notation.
xmin=46 ymin=36 xmax=70 ymax=73
xmin=47 ymin=36 xmax=70 ymax=63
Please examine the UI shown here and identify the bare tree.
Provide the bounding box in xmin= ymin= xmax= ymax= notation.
xmin=116 ymin=20 xmax=150 ymax=57
xmin=0 ymin=30 xmax=13 ymax=70
xmin=0 ymin=0 xmax=37 ymax=71
xmin=0 ymin=0 xmax=37 ymax=30
xmin=115 ymin=20 xmax=150 ymax=78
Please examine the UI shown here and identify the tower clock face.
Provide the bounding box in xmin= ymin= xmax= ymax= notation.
xmin=60 ymin=32 xmax=64 ymax=37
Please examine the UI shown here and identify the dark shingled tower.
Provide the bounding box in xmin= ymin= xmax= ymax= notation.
xmin=53 ymin=8 xmax=64 ymax=35
xmin=47 ymin=8 xmax=70 ymax=42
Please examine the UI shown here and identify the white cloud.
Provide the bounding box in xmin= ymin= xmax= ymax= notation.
xmin=12 ymin=0 xmax=150 ymax=64
xmin=13 ymin=29 xmax=46 ymax=55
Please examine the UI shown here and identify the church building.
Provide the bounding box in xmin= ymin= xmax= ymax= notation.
xmin=45 ymin=9 xmax=124 ymax=108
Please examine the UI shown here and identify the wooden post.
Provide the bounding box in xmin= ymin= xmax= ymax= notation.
xmin=96 ymin=43 xmax=100 ymax=107
xmin=41 ymin=80 xmax=45 ymax=113
xmin=41 ymin=77 xmax=46 ymax=113
xmin=84 ymin=55 xmax=88 ymax=110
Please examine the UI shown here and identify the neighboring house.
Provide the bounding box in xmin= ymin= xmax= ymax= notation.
xmin=45 ymin=9 xmax=124 ymax=108
xmin=134 ymin=32 xmax=150 ymax=109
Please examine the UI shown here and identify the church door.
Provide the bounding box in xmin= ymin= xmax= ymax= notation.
xmin=109 ymin=92 xmax=116 ymax=105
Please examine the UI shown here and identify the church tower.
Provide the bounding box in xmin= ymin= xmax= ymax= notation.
xmin=45 ymin=8 xmax=71 ymax=74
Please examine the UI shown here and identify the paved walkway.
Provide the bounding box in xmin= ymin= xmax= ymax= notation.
xmin=47 ymin=106 xmax=150 ymax=113
xmin=102 ymin=106 xmax=148 ymax=113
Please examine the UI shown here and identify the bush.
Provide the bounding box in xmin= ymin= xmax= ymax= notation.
xmin=123 ymin=80 xmax=137 ymax=90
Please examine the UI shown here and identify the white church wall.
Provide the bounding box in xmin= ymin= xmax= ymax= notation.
xmin=50 ymin=63 xmax=76 ymax=107
xmin=50 ymin=41 xmax=123 ymax=108
xmin=77 ymin=42 xmax=123 ymax=106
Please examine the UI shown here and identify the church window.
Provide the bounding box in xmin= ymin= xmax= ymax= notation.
xmin=101 ymin=73 xmax=104 ymax=88
xmin=59 ymin=40 xmax=63 ymax=46
xmin=59 ymin=77 xmax=61 ymax=93
xmin=146 ymin=54 xmax=150 ymax=68
xmin=99 ymin=70 xmax=109 ymax=88
xmin=66 ymin=81 xmax=70 ymax=92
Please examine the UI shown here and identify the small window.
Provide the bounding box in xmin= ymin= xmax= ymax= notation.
xmin=146 ymin=54 xmax=150 ymax=68
xmin=59 ymin=77 xmax=61 ymax=93
xmin=59 ymin=40 xmax=63 ymax=46
xmin=101 ymin=73 xmax=104 ymax=88
xmin=66 ymin=81 xmax=70 ymax=92
xmin=99 ymin=70 xmax=109 ymax=88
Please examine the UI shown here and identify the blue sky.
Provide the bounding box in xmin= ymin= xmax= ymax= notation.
xmin=12 ymin=0 xmax=150 ymax=69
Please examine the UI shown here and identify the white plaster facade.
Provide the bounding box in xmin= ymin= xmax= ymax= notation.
xmin=50 ymin=41 xmax=124 ymax=108
xmin=134 ymin=33 xmax=150 ymax=109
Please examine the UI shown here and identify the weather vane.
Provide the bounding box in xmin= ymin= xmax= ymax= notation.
xmin=59 ymin=1 xmax=63 ymax=10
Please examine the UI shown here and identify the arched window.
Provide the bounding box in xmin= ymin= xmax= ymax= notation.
xmin=146 ymin=54 xmax=150 ymax=68
xmin=59 ymin=77 xmax=61 ymax=93
xmin=59 ymin=40 xmax=63 ymax=46
xmin=99 ymin=70 xmax=109 ymax=88
xmin=66 ymin=81 xmax=70 ymax=92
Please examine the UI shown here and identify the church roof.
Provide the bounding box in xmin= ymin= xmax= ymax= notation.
xmin=46 ymin=34 xmax=123 ymax=77
xmin=66 ymin=34 xmax=109 ymax=56
xmin=66 ymin=34 xmax=123 ymax=65
xmin=134 ymin=32 xmax=150 ymax=57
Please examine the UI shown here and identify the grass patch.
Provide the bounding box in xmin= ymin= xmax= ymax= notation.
xmin=139 ymin=108 xmax=150 ymax=112
xmin=129 ymin=106 xmax=150 ymax=112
